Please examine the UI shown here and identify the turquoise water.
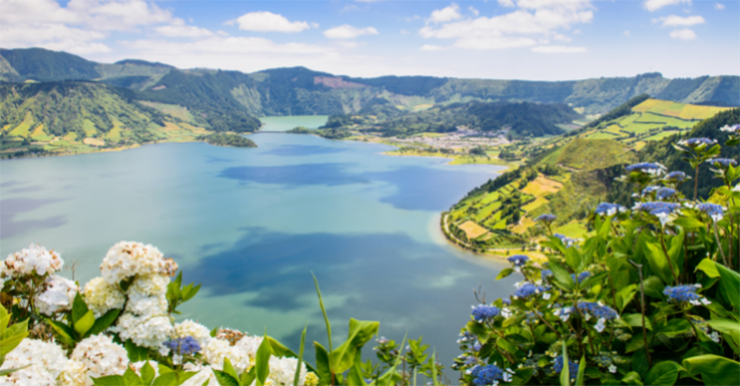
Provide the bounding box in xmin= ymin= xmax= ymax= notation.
xmin=0 ymin=124 xmax=518 ymax=368
xmin=259 ymin=115 xmax=329 ymax=132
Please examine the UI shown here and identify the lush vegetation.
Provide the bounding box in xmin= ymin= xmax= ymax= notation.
xmin=286 ymin=126 xmax=312 ymax=134
xmin=198 ymin=133 xmax=257 ymax=148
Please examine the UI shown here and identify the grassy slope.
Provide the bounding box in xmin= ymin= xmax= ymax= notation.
xmin=0 ymin=82 xmax=210 ymax=158
xmin=447 ymin=99 xmax=733 ymax=251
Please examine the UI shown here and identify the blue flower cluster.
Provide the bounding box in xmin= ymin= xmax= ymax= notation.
xmin=164 ymin=336 xmax=201 ymax=356
xmin=680 ymin=137 xmax=717 ymax=148
xmin=554 ymin=234 xmax=578 ymax=247
xmin=707 ymin=158 xmax=737 ymax=168
xmin=664 ymin=171 xmax=689 ymax=182
xmin=552 ymin=356 xmax=579 ymax=376
xmin=594 ymin=203 xmax=626 ymax=216
xmin=536 ymin=214 xmax=556 ymax=223
xmin=696 ymin=203 xmax=724 ymax=222
xmin=720 ymin=124 xmax=740 ymax=133
xmin=501 ymin=298 xmax=511 ymax=305
xmin=576 ymin=302 xmax=618 ymax=320
xmin=541 ymin=269 xmax=552 ymax=280
xmin=515 ymin=283 xmax=545 ymax=299
xmin=470 ymin=365 xmax=503 ymax=386
xmin=507 ymin=254 xmax=529 ymax=267
xmin=571 ymin=271 xmax=590 ymax=284
xmin=634 ymin=201 xmax=681 ymax=217
xmin=655 ymin=187 xmax=677 ymax=200
xmin=472 ymin=305 xmax=500 ymax=322
xmin=664 ymin=285 xmax=703 ymax=303
xmin=525 ymin=310 xmax=541 ymax=324
xmin=625 ymin=162 xmax=665 ymax=173
xmin=641 ymin=186 xmax=660 ymax=196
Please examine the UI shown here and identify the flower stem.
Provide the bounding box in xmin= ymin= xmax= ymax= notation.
xmin=629 ymin=260 xmax=652 ymax=369
xmin=659 ymin=232 xmax=680 ymax=283
xmin=713 ymin=220 xmax=729 ymax=267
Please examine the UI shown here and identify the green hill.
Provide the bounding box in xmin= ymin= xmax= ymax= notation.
xmin=0 ymin=81 xmax=211 ymax=158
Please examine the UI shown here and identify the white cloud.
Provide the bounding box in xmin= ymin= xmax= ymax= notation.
xmin=429 ymin=3 xmax=462 ymax=23
xmin=531 ymin=45 xmax=587 ymax=53
xmin=400 ymin=29 xmax=410 ymax=35
xmin=421 ymin=44 xmax=445 ymax=51
xmin=623 ymin=30 xmax=631 ymax=37
xmin=469 ymin=6 xmax=480 ymax=17
xmin=155 ymin=19 xmax=213 ymax=37
xmin=419 ymin=1 xmax=593 ymax=51
xmin=643 ymin=0 xmax=691 ymax=12
xmin=669 ymin=28 xmax=697 ymax=40
xmin=715 ymin=3 xmax=725 ymax=10
xmin=653 ymin=15 xmax=704 ymax=27
xmin=497 ymin=0 xmax=516 ymax=7
xmin=323 ymin=25 xmax=379 ymax=39
xmin=232 ymin=11 xmax=311 ymax=33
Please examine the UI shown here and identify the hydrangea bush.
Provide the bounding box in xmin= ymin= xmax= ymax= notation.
xmin=0 ymin=241 xmax=442 ymax=386
xmin=453 ymin=124 xmax=740 ymax=386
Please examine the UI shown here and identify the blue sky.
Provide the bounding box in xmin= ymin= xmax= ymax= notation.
xmin=1 ymin=0 xmax=738 ymax=80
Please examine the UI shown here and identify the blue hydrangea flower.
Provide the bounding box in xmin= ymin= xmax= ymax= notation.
xmin=640 ymin=186 xmax=660 ymax=196
xmin=577 ymin=302 xmax=618 ymax=320
xmin=457 ymin=331 xmax=474 ymax=344
xmin=571 ymin=271 xmax=590 ymax=284
xmin=664 ymin=171 xmax=689 ymax=182
xmin=706 ymin=158 xmax=737 ymax=168
xmin=664 ymin=284 xmax=711 ymax=306
xmin=595 ymin=203 xmax=626 ymax=216
xmin=470 ymin=364 xmax=503 ymax=386
xmin=514 ymin=283 xmax=545 ymax=299
xmin=679 ymin=137 xmax=717 ymax=148
xmin=471 ymin=305 xmax=500 ymax=322
xmin=507 ymin=254 xmax=529 ymax=267
xmin=541 ymin=269 xmax=553 ymax=280
xmin=552 ymin=356 xmax=579 ymax=377
xmin=720 ymin=124 xmax=740 ymax=133
xmin=554 ymin=234 xmax=578 ymax=247
xmin=536 ymin=214 xmax=557 ymax=223
xmin=525 ymin=310 xmax=541 ymax=324
xmin=553 ymin=306 xmax=573 ymax=322
xmin=696 ymin=203 xmax=724 ymax=222
xmin=501 ymin=298 xmax=511 ymax=305
xmin=633 ymin=201 xmax=681 ymax=224
xmin=655 ymin=187 xmax=677 ymax=200
xmin=164 ymin=336 xmax=201 ymax=356
xmin=625 ymin=162 xmax=666 ymax=175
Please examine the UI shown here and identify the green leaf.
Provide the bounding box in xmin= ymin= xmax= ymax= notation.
xmin=71 ymin=292 xmax=90 ymax=324
xmin=0 ymin=365 xmax=30 ymax=376
xmin=255 ymin=332 xmax=271 ymax=386
xmin=240 ymin=368 xmax=256 ymax=386
xmin=183 ymin=284 xmax=201 ymax=301
xmin=644 ymin=242 xmax=674 ymax=284
xmin=632 ymin=348 xmax=648 ymax=377
xmin=294 ymin=324 xmax=307 ymax=386
xmin=347 ymin=361 xmax=365 ymax=386
xmin=0 ymin=314 xmax=9 ymax=339
xmin=560 ymin=342 xmax=570 ymax=386
xmin=430 ymin=351 xmax=441 ymax=386
xmin=141 ymin=362 xmax=156 ymax=386
xmin=151 ymin=371 xmax=197 ymax=386
xmin=125 ymin=340 xmax=149 ymax=362
xmin=575 ymin=354 xmax=586 ymax=386
xmin=620 ymin=371 xmax=643 ymax=385
xmin=496 ymin=268 xmax=514 ymax=280
xmin=658 ymin=319 xmax=691 ymax=338
xmin=716 ymin=263 xmax=740 ymax=310
xmin=92 ymin=375 xmax=126 ymax=385
xmin=682 ymin=355 xmax=740 ymax=386
xmin=0 ymin=330 xmax=28 ymax=356
xmin=549 ymin=259 xmax=575 ymax=290
xmin=496 ymin=337 xmax=518 ymax=355
xmin=222 ymin=357 xmax=240 ymax=385
xmin=644 ymin=361 xmax=682 ymax=386
xmin=695 ymin=258 xmax=720 ymax=278
xmin=672 ymin=217 xmax=705 ymax=230
xmin=46 ymin=319 xmax=74 ymax=347
xmin=74 ymin=310 xmax=95 ymax=336
xmin=707 ymin=319 xmax=740 ymax=353
xmin=123 ymin=368 xmax=144 ymax=386
xmin=564 ymin=247 xmax=583 ymax=273
xmin=616 ymin=284 xmax=637 ymax=312
xmin=312 ymin=273 xmax=334 ymax=374
xmin=624 ymin=313 xmax=653 ymax=330
xmin=210 ymin=326 xmax=219 ymax=338
xmin=212 ymin=370 xmax=240 ymax=386
xmin=331 ymin=318 xmax=380 ymax=374
xmin=314 ymin=342 xmax=332 ymax=385
xmin=642 ymin=276 xmax=665 ymax=300
xmin=158 ymin=365 xmax=173 ymax=375
xmin=87 ymin=309 xmax=121 ymax=337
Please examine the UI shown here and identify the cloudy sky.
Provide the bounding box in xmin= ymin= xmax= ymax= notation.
xmin=0 ymin=0 xmax=738 ymax=80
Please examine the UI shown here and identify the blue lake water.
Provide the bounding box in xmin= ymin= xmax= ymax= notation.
xmin=0 ymin=121 xmax=518 ymax=369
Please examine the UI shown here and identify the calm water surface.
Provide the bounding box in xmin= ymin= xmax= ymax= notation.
xmin=0 ymin=118 xmax=518 ymax=368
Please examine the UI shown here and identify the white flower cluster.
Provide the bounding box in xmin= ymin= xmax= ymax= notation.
xmin=70 ymin=334 xmax=129 ymax=379
xmin=181 ymin=363 xmax=218 ymax=386
xmin=202 ymin=338 xmax=250 ymax=374
xmin=82 ymin=277 xmax=126 ymax=318
xmin=0 ymin=338 xmax=68 ymax=386
xmin=268 ymin=356 xmax=308 ymax=386
xmin=1 ymin=244 xmax=63 ymax=278
xmin=57 ymin=360 xmax=88 ymax=386
xmin=235 ymin=334 xmax=263 ymax=361
xmin=174 ymin=319 xmax=212 ymax=346
xmin=100 ymin=241 xmax=176 ymax=285
xmin=34 ymin=275 xmax=79 ymax=315
xmin=115 ymin=313 xmax=173 ymax=352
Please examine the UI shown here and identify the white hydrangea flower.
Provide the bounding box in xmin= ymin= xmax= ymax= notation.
xmin=128 ymin=274 xmax=169 ymax=297
xmin=174 ymin=320 xmax=212 ymax=347
xmin=125 ymin=293 xmax=168 ymax=317
xmin=71 ymin=335 xmax=129 ymax=379
xmin=2 ymin=244 xmax=63 ymax=278
xmin=181 ymin=363 xmax=218 ymax=386
xmin=202 ymin=338 xmax=250 ymax=374
xmin=35 ymin=275 xmax=78 ymax=315
xmin=235 ymin=335 xmax=263 ymax=361
xmin=115 ymin=313 xmax=173 ymax=350
xmin=57 ymin=359 xmax=88 ymax=386
xmin=0 ymin=365 xmax=57 ymax=386
xmin=1 ymin=338 xmax=68 ymax=378
xmin=82 ymin=277 xmax=126 ymax=318
xmin=130 ymin=360 xmax=160 ymax=379
xmin=268 ymin=356 xmax=308 ymax=386
xmin=100 ymin=242 xmax=176 ymax=284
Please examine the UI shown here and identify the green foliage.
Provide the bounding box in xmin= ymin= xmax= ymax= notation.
xmin=0 ymin=47 xmax=100 ymax=81
xmin=166 ymin=271 xmax=201 ymax=315
xmin=198 ymin=133 xmax=257 ymax=148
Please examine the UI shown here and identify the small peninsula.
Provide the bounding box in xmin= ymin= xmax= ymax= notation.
xmin=198 ymin=133 xmax=257 ymax=148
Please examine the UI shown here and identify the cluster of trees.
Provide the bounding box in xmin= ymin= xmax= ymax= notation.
xmin=198 ymin=133 xmax=257 ymax=148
